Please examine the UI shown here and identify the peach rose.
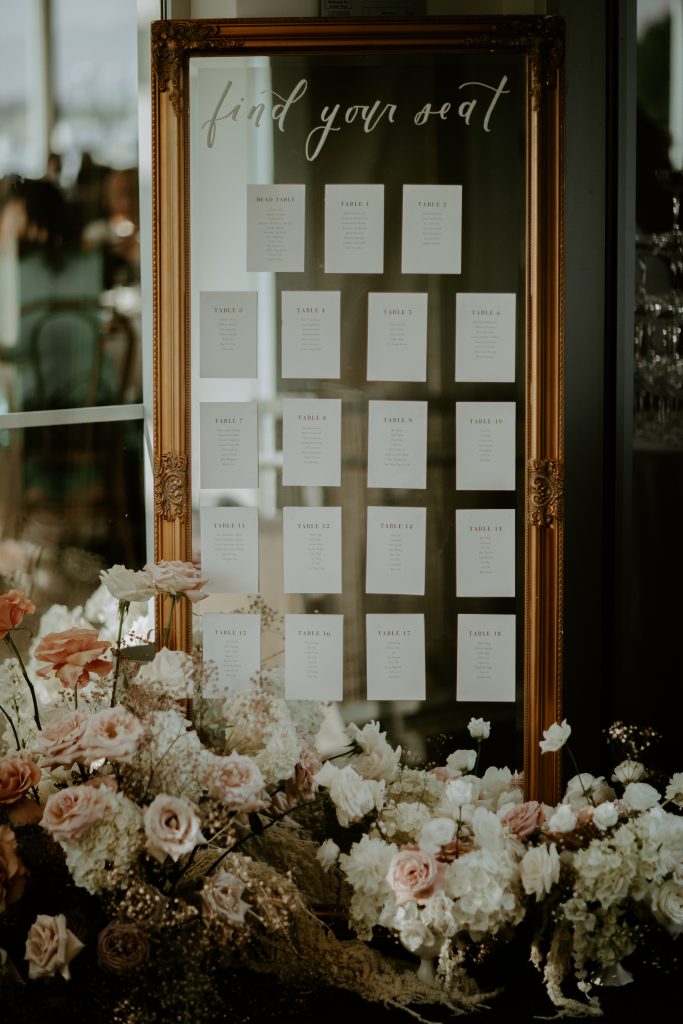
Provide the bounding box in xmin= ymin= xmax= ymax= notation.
xmin=97 ymin=921 xmax=149 ymax=974
xmin=80 ymin=707 xmax=143 ymax=764
xmin=34 ymin=711 xmax=88 ymax=767
xmin=0 ymin=825 xmax=28 ymax=913
xmin=0 ymin=753 xmax=41 ymax=805
xmin=144 ymin=560 xmax=208 ymax=603
xmin=143 ymin=794 xmax=205 ymax=863
xmin=500 ymin=800 xmax=546 ymax=839
xmin=40 ymin=785 xmax=108 ymax=842
xmin=34 ymin=628 xmax=112 ymax=689
xmin=0 ymin=590 xmax=34 ymax=639
xmin=386 ymin=849 xmax=444 ymax=905
xmin=201 ymin=752 xmax=265 ymax=812
xmin=25 ymin=913 xmax=84 ymax=980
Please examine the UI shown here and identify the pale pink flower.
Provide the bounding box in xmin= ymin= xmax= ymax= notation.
xmin=0 ymin=589 xmax=34 ymax=639
xmin=386 ymin=848 xmax=444 ymax=905
xmin=500 ymin=800 xmax=546 ymax=839
xmin=80 ymin=707 xmax=143 ymax=764
xmin=25 ymin=913 xmax=84 ymax=980
xmin=40 ymin=785 xmax=108 ymax=842
xmin=201 ymin=752 xmax=265 ymax=812
xmin=0 ymin=753 xmax=41 ymax=806
xmin=143 ymin=794 xmax=204 ymax=863
xmin=144 ymin=560 xmax=208 ymax=603
xmin=202 ymin=867 xmax=249 ymax=924
xmin=34 ymin=628 xmax=112 ymax=689
xmin=34 ymin=711 xmax=88 ymax=767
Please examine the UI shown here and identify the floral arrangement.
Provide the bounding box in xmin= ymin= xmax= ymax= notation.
xmin=0 ymin=567 xmax=681 ymax=1022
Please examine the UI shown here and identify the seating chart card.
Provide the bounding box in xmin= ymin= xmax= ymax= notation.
xmin=200 ymin=506 xmax=259 ymax=595
xmin=282 ymin=398 xmax=342 ymax=487
xmin=285 ymin=614 xmax=344 ymax=700
xmin=455 ymin=508 xmax=515 ymax=597
xmin=366 ymin=614 xmax=426 ymax=700
xmin=401 ymin=184 xmax=462 ymax=274
xmin=366 ymin=506 xmax=426 ymax=595
xmin=455 ymin=402 xmax=516 ymax=491
xmin=456 ymin=614 xmax=515 ymax=702
xmin=202 ymin=613 xmax=261 ymax=698
xmin=247 ymin=184 xmax=305 ymax=272
xmin=200 ymin=402 xmax=258 ymax=490
xmin=455 ymin=293 xmax=516 ymax=382
xmin=367 ymin=292 xmax=428 ymax=382
xmin=199 ymin=291 xmax=258 ymax=379
xmin=281 ymin=291 xmax=341 ymax=379
xmin=324 ymin=184 xmax=384 ymax=274
xmin=367 ymin=400 xmax=428 ymax=490
xmin=283 ymin=506 xmax=342 ymax=594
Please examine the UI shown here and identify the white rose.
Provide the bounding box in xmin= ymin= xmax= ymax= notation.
xmin=546 ymin=804 xmax=577 ymax=833
xmin=564 ymin=774 xmax=615 ymax=808
xmin=480 ymin=765 xmax=514 ymax=796
xmin=347 ymin=721 xmax=401 ymax=783
xmin=445 ymin=778 xmax=474 ymax=808
xmin=623 ymin=782 xmax=660 ymax=812
xmin=467 ymin=717 xmax=491 ymax=740
xmin=24 ymin=913 xmax=84 ymax=980
xmin=446 ymin=749 xmax=477 ymax=774
xmin=520 ymin=844 xmax=560 ymax=899
xmin=143 ymin=794 xmax=205 ymax=862
xmin=611 ymin=759 xmax=646 ymax=785
xmin=99 ymin=565 xmax=155 ymax=603
xmin=592 ymin=801 xmax=619 ymax=830
xmin=419 ymin=817 xmax=456 ymax=854
xmin=665 ymin=773 xmax=683 ymax=806
xmin=144 ymin=560 xmax=208 ymax=603
xmin=314 ymin=763 xmax=384 ymax=828
xmin=316 ymin=838 xmax=340 ymax=871
xmin=652 ymin=878 xmax=683 ymax=935
xmin=137 ymin=648 xmax=195 ymax=699
xmin=472 ymin=806 xmax=505 ymax=850
xmin=539 ymin=719 xmax=571 ymax=754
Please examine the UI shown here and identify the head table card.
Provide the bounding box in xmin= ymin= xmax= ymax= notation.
xmin=366 ymin=506 xmax=427 ymax=595
xmin=456 ymin=508 xmax=515 ymax=597
xmin=247 ymin=184 xmax=306 ymax=273
xmin=281 ymin=290 xmax=341 ymax=379
xmin=283 ymin=506 xmax=342 ymax=594
xmin=368 ymin=400 xmax=428 ymax=490
xmin=456 ymin=613 xmax=515 ymax=702
xmin=200 ymin=505 xmax=259 ymax=595
xmin=366 ymin=613 xmax=426 ymax=700
xmin=202 ymin=612 xmax=261 ymax=698
xmin=282 ymin=398 xmax=342 ymax=487
xmin=200 ymin=401 xmax=259 ymax=490
xmin=455 ymin=401 xmax=516 ymax=491
xmin=455 ymin=292 xmax=516 ymax=382
xmin=401 ymin=184 xmax=462 ymax=275
xmin=367 ymin=292 xmax=428 ymax=382
xmin=199 ymin=291 xmax=258 ymax=379
xmin=285 ymin=614 xmax=344 ymax=701
xmin=324 ymin=184 xmax=384 ymax=274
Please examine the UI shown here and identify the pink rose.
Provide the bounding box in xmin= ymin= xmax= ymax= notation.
xmin=201 ymin=752 xmax=265 ymax=812
xmin=34 ymin=711 xmax=88 ymax=767
xmin=144 ymin=560 xmax=208 ymax=603
xmin=25 ymin=913 xmax=84 ymax=980
xmin=386 ymin=848 xmax=444 ymax=905
xmin=500 ymin=800 xmax=546 ymax=839
xmin=0 ymin=825 xmax=28 ymax=914
xmin=0 ymin=753 xmax=41 ymax=805
xmin=0 ymin=589 xmax=34 ymax=639
xmin=202 ymin=866 xmax=249 ymax=923
xmin=143 ymin=794 xmax=204 ymax=863
xmin=34 ymin=628 xmax=112 ymax=689
xmin=80 ymin=707 xmax=143 ymax=764
xmin=40 ymin=785 xmax=108 ymax=842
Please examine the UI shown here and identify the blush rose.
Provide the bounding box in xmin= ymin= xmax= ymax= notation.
xmin=0 ymin=754 xmax=41 ymax=806
xmin=40 ymin=785 xmax=108 ymax=842
xmin=386 ymin=849 xmax=443 ymax=905
xmin=34 ymin=711 xmax=88 ymax=767
xmin=34 ymin=628 xmax=112 ymax=689
xmin=24 ymin=913 xmax=84 ymax=980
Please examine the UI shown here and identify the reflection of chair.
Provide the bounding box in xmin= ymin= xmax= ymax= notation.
xmin=23 ymin=298 xmax=108 ymax=409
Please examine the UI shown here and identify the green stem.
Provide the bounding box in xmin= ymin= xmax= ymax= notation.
xmin=110 ymin=600 xmax=129 ymax=707
xmin=0 ymin=701 xmax=21 ymax=750
xmin=161 ymin=594 xmax=178 ymax=649
xmin=565 ymin=743 xmax=594 ymax=806
xmin=5 ymin=633 xmax=41 ymax=730
xmin=473 ymin=739 xmax=482 ymax=777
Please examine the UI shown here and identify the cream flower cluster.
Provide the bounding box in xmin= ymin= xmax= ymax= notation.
xmin=223 ymin=689 xmax=301 ymax=785
xmin=59 ymin=788 xmax=144 ymax=894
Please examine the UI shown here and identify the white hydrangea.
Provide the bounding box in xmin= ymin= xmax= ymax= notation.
xmin=571 ymin=834 xmax=637 ymax=909
xmin=223 ymin=689 xmax=300 ymax=785
xmin=339 ymin=834 xmax=398 ymax=940
xmin=131 ymin=709 xmax=207 ymax=801
xmin=61 ymin=789 xmax=144 ymax=894
xmin=259 ymin=667 xmax=326 ymax=739
xmin=386 ymin=767 xmax=445 ymax=809
xmin=376 ymin=799 xmax=431 ymax=843
xmin=443 ymin=846 xmax=524 ymax=940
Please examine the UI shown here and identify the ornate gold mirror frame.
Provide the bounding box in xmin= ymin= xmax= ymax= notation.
xmin=151 ymin=16 xmax=564 ymax=803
